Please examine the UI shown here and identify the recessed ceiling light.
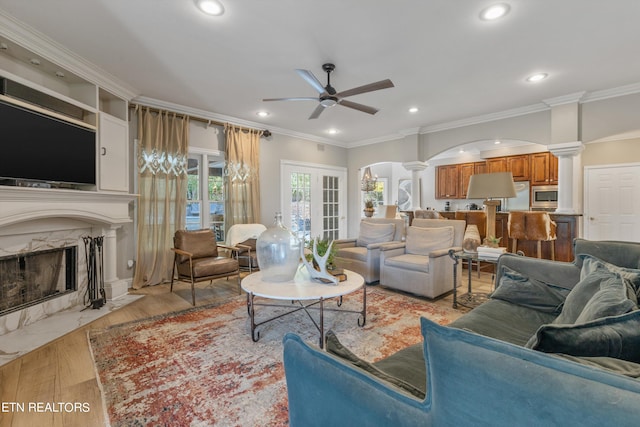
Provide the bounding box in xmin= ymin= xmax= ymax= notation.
xmin=494 ymin=140 xmax=501 ymax=145
xmin=480 ymin=3 xmax=510 ymax=21
xmin=256 ymin=111 xmax=269 ymax=117
xmin=29 ymin=58 xmax=41 ymax=66
xmin=55 ymin=71 xmax=65 ymax=78
xmin=459 ymin=148 xmax=465 ymax=153
xmin=408 ymin=107 xmax=419 ymax=113
xmin=327 ymin=128 xmax=339 ymax=135
xmin=195 ymin=0 xmax=225 ymax=16
xmin=526 ymin=73 xmax=548 ymax=83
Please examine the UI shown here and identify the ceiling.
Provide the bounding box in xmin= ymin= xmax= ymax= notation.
xmin=2 ymin=0 xmax=640 ymax=147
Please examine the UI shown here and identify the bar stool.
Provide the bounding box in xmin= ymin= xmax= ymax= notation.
xmin=508 ymin=211 xmax=557 ymax=260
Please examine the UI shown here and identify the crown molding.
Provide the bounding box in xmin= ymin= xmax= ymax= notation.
xmin=542 ymin=91 xmax=586 ymax=107
xmin=347 ymin=133 xmax=405 ymax=148
xmin=581 ymin=81 xmax=640 ymax=103
xmin=419 ymin=103 xmax=550 ymax=134
xmin=0 ymin=9 xmax=138 ymax=100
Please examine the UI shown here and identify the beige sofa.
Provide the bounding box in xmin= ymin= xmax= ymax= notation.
xmin=334 ymin=218 xmax=405 ymax=284
xmin=379 ymin=218 xmax=465 ymax=298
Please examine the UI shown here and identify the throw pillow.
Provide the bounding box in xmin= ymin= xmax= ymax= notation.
xmin=554 ymin=259 xmax=638 ymax=325
xmin=357 ymin=222 xmax=396 ymax=247
xmin=325 ymin=331 xmax=425 ymax=399
xmin=405 ymin=226 xmax=454 ymax=256
xmin=579 ymin=253 xmax=640 ymax=297
xmin=490 ymin=266 xmax=569 ymax=314
xmin=526 ymin=310 xmax=640 ymax=364
xmin=574 ymin=274 xmax=637 ymax=324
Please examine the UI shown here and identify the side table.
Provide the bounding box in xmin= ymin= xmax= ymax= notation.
xmin=448 ymin=250 xmax=500 ymax=309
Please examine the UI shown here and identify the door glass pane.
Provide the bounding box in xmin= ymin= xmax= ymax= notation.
xmin=323 ymin=175 xmax=339 ymax=240
xmin=208 ymin=163 xmax=225 ymax=241
xmin=186 ymin=157 xmax=201 ymax=230
xmin=290 ymin=172 xmax=311 ymax=242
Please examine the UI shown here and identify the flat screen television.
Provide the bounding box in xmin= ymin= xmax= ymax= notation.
xmin=0 ymin=100 xmax=96 ymax=186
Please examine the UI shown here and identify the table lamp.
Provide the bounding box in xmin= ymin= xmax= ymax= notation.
xmin=466 ymin=172 xmax=516 ymax=242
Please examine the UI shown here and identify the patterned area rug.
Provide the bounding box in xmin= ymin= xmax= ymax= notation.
xmin=89 ymin=286 xmax=462 ymax=426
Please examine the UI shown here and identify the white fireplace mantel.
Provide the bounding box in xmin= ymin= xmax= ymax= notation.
xmin=0 ymin=186 xmax=136 ymax=228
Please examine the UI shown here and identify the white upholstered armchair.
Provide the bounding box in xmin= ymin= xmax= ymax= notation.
xmin=379 ymin=218 xmax=465 ymax=298
xmin=333 ymin=218 xmax=405 ymax=284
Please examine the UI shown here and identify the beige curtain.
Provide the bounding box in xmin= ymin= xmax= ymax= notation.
xmin=224 ymin=124 xmax=262 ymax=228
xmin=133 ymin=107 xmax=189 ymax=289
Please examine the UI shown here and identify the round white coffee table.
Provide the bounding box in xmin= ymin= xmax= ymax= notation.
xmin=241 ymin=267 xmax=365 ymax=348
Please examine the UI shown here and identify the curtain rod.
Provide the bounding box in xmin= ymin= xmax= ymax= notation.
xmin=128 ymin=103 xmax=271 ymax=138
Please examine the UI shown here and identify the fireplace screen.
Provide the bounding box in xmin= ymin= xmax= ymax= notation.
xmin=0 ymin=246 xmax=77 ymax=315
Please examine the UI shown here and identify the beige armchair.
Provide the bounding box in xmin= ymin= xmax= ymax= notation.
xmin=333 ymin=218 xmax=405 ymax=284
xmin=379 ymin=218 xmax=465 ymax=298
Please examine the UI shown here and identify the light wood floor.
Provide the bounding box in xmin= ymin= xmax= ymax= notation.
xmin=0 ymin=270 xmax=494 ymax=427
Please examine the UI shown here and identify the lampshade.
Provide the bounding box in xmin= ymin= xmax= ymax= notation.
xmin=466 ymin=172 xmax=516 ymax=199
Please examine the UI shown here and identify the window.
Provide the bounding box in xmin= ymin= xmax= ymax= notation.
xmin=186 ymin=151 xmax=226 ymax=241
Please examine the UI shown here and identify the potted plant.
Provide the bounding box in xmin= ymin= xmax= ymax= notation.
xmin=305 ymin=237 xmax=338 ymax=270
xmin=483 ymin=235 xmax=502 ymax=248
xmin=363 ymin=200 xmax=375 ymax=217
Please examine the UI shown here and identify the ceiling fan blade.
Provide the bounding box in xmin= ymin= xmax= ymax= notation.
xmin=296 ymin=69 xmax=326 ymax=94
xmin=263 ymin=97 xmax=318 ymax=102
xmin=308 ymin=104 xmax=326 ymax=119
xmin=335 ymin=79 xmax=394 ymax=98
xmin=338 ymin=99 xmax=379 ymax=115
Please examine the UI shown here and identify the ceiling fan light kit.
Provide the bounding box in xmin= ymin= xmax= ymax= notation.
xmin=263 ymin=63 xmax=394 ymax=119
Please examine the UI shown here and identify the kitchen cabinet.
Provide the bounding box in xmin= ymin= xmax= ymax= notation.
xmin=506 ymin=155 xmax=530 ymax=181
xmin=486 ymin=158 xmax=507 ymax=173
xmin=458 ymin=162 xmax=486 ymax=198
xmin=436 ymin=164 xmax=459 ymax=199
xmin=530 ymin=152 xmax=558 ymax=185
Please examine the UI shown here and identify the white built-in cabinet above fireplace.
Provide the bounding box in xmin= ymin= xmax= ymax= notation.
xmin=98 ymin=89 xmax=129 ymax=193
xmin=0 ymin=32 xmax=134 ymax=194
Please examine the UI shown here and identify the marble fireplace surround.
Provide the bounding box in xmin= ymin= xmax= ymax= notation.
xmin=0 ymin=186 xmax=136 ymax=335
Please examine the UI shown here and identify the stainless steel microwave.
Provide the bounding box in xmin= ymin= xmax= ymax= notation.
xmin=531 ymin=185 xmax=558 ymax=209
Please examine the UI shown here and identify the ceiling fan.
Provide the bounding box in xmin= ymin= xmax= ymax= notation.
xmin=263 ymin=63 xmax=394 ymax=119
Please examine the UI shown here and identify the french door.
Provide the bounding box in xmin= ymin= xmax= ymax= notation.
xmin=281 ymin=161 xmax=347 ymax=243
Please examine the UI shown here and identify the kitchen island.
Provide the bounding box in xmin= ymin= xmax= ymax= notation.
xmin=439 ymin=211 xmax=581 ymax=262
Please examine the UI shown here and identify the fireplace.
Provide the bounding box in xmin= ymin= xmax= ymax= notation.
xmin=0 ymin=246 xmax=77 ymax=316
xmin=0 ymin=186 xmax=136 ymax=335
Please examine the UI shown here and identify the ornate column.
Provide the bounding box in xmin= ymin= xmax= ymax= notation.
xmin=402 ymin=161 xmax=428 ymax=209
xmin=548 ymin=141 xmax=584 ymax=214
xmin=101 ymin=225 xmax=128 ymax=300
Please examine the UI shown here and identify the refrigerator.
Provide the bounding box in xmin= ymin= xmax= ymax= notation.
xmin=503 ymin=181 xmax=530 ymax=211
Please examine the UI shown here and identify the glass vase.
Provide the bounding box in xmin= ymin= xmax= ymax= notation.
xmin=256 ymin=212 xmax=301 ymax=282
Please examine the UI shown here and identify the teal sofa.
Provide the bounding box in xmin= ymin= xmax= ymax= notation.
xmin=283 ymin=239 xmax=640 ymax=426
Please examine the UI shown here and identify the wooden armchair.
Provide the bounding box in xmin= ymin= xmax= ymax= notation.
xmin=170 ymin=229 xmax=241 ymax=305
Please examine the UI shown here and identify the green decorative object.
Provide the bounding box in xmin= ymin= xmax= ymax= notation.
xmin=305 ymin=236 xmax=337 ymax=270
xmin=483 ymin=235 xmax=502 ymax=248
